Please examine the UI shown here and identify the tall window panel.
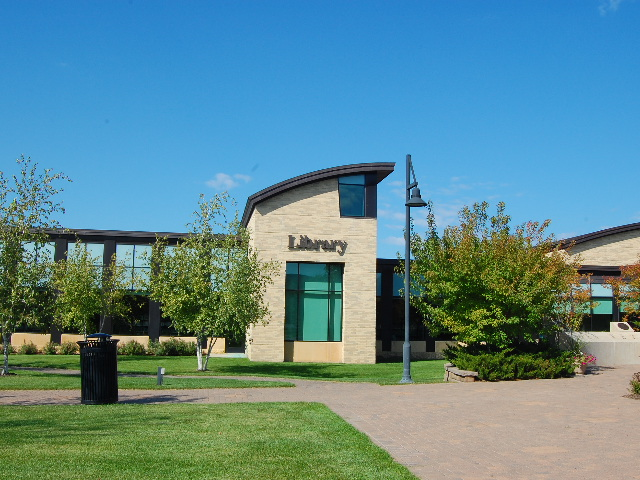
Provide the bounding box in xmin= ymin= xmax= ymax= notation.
xmin=115 ymin=244 xmax=152 ymax=290
xmin=285 ymin=262 xmax=343 ymax=342
xmin=338 ymin=175 xmax=366 ymax=217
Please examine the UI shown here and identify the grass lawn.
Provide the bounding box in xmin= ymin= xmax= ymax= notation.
xmin=0 ymin=402 xmax=418 ymax=480
xmin=0 ymin=369 xmax=294 ymax=390
xmin=8 ymin=354 xmax=446 ymax=385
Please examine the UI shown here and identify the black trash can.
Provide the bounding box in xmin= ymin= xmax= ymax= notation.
xmin=77 ymin=333 xmax=119 ymax=405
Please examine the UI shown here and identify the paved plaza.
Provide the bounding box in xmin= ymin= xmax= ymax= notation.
xmin=2 ymin=365 xmax=640 ymax=480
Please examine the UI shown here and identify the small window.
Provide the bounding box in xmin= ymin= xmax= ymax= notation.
xmin=339 ymin=175 xmax=366 ymax=217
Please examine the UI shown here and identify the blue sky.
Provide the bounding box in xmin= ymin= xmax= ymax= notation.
xmin=1 ymin=0 xmax=638 ymax=258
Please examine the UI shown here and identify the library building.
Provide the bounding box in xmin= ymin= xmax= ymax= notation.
xmin=12 ymin=162 xmax=640 ymax=365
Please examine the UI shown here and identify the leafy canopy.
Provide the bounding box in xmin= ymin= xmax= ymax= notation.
xmin=52 ymin=240 xmax=131 ymax=335
xmin=409 ymin=201 xmax=588 ymax=349
xmin=0 ymin=156 xmax=70 ymax=374
xmin=606 ymin=260 xmax=640 ymax=329
xmin=149 ymin=193 xmax=277 ymax=370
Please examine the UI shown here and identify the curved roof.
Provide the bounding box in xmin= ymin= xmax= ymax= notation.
xmin=241 ymin=162 xmax=395 ymax=226
xmin=559 ymin=222 xmax=640 ymax=248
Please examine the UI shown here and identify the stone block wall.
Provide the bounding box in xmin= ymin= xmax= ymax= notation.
xmin=569 ymin=230 xmax=640 ymax=266
xmin=246 ymin=178 xmax=378 ymax=364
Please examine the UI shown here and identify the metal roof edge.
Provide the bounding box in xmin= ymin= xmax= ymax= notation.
xmin=241 ymin=162 xmax=395 ymax=226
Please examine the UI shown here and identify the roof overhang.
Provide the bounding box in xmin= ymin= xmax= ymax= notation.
xmin=241 ymin=162 xmax=395 ymax=226
xmin=557 ymin=222 xmax=640 ymax=249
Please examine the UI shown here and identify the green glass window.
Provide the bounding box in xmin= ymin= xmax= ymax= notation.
xmin=582 ymin=282 xmax=616 ymax=331
xmin=593 ymin=299 xmax=613 ymax=315
xmin=285 ymin=262 xmax=343 ymax=342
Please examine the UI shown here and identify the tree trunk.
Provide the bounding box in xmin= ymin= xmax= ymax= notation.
xmin=196 ymin=335 xmax=206 ymax=371
xmin=2 ymin=332 xmax=10 ymax=375
xmin=203 ymin=337 xmax=217 ymax=372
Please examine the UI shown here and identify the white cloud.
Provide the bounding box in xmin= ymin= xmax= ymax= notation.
xmin=205 ymin=173 xmax=251 ymax=191
xmin=599 ymin=0 xmax=625 ymax=15
xmin=234 ymin=174 xmax=252 ymax=183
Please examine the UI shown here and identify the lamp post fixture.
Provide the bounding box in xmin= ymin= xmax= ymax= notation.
xmin=401 ymin=154 xmax=428 ymax=384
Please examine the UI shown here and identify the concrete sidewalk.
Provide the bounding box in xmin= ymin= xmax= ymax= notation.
xmin=2 ymin=365 xmax=640 ymax=480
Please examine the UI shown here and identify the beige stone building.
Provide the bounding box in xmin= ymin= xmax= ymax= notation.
xmin=561 ymin=223 xmax=640 ymax=331
xmin=560 ymin=223 xmax=640 ymax=365
xmin=242 ymin=163 xmax=394 ymax=364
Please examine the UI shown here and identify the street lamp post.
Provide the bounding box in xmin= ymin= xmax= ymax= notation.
xmin=400 ymin=154 xmax=428 ymax=384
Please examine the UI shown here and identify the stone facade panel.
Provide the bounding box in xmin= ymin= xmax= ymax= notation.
xmin=246 ymin=178 xmax=378 ymax=364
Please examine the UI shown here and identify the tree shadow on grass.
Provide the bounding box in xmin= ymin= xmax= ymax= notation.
xmin=120 ymin=394 xmax=207 ymax=404
xmin=209 ymin=362 xmax=364 ymax=380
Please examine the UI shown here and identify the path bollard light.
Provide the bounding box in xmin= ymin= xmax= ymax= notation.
xmin=157 ymin=367 xmax=165 ymax=385
xmin=77 ymin=333 xmax=119 ymax=404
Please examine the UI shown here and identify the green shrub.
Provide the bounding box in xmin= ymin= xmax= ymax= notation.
xmin=43 ymin=341 xmax=59 ymax=355
xmin=630 ymin=372 xmax=640 ymax=395
xmin=118 ymin=339 xmax=147 ymax=356
xmin=18 ymin=342 xmax=39 ymax=355
xmin=444 ymin=344 xmax=575 ymax=381
xmin=147 ymin=340 xmax=161 ymax=356
xmin=59 ymin=341 xmax=79 ymax=355
xmin=149 ymin=338 xmax=196 ymax=356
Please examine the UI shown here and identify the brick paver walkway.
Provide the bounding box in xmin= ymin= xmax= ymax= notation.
xmin=2 ymin=365 xmax=640 ymax=480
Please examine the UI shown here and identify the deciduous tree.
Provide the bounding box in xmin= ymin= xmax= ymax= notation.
xmin=0 ymin=156 xmax=70 ymax=374
xmin=149 ymin=193 xmax=277 ymax=371
xmin=52 ymin=240 xmax=131 ymax=337
xmin=409 ymin=201 xmax=588 ymax=350
xmin=606 ymin=260 xmax=640 ymax=329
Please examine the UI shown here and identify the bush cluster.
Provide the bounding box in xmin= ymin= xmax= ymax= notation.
xmin=7 ymin=337 xmax=198 ymax=356
xmin=59 ymin=342 xmax=79 ymax=355
xmin=630 ymin=372 xmax=640 ymax=395
xmin=116 ymin=338 xmax=197 ymax=356
xmin=118 ymin=339 xmax=147 ymax=356
xmin=147 ymin=338 xmax=196 ymax=356
xmin=18 ymin=342 xmax=39 ymax=355
xmin=444 ymin=343 xmax=575 ymax=381
xmin=43 ymin=342 xmax=59 ymax=355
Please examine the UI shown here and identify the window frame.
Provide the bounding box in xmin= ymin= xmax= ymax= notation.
xmin=338 ymin=174 xmax=377 ymax=218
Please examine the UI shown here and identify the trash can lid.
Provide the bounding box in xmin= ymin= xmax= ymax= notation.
xmin=87 ymin=333 xmax=112 ymax=339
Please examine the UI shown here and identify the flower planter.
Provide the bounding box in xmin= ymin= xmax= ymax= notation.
xmin=574 ymin=363 xmax=588 ymax=375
